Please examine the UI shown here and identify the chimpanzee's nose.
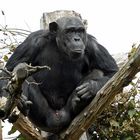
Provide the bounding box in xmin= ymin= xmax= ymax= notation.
xmin=74 ymin=38 xmax=80 ymax=41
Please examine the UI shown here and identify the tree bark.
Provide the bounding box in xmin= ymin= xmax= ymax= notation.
xmin=40 ymin=10 xmax=88 ymax=30
xmin=13 ymin=114 xmax=42 ymax=140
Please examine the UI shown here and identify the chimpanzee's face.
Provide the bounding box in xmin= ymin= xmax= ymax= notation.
xmin=49 ymin=17 xmax=87 ymax=60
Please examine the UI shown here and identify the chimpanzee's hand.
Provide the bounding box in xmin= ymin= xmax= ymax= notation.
xmin=17 ymin=94 xmax=32 ymax=116
xmin=75 ymin=80 xmax=98 ymax=100
xmin=69 ymin=80 xmax=99 ymax=114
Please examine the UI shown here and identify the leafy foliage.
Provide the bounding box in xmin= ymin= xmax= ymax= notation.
xmin=88 ymin=78 xmax=140 ymax=140
xmin=0 ymin=10 xmax=31 ymax=68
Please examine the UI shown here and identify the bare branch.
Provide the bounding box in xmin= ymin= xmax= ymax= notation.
xmin=0 ymin=63 xmax=50 ymax=120
xmin=13 ymin=113 xmax=43 ymax=140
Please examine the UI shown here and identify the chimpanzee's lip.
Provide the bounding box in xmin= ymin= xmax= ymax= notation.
xmin=74 ymin=49 xmax=83 ymax=53
xmin=70 ymin=50 xmax=83 ymax=59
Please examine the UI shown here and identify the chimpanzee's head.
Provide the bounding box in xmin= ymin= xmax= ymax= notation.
xmin=49 ymin=17 xmax=87 ymax=60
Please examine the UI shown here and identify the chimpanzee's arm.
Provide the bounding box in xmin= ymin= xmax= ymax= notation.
xmin=6 ymin=30 xmax=46 ymax=71
xmin=76 ymin=35 xmax=118 ymax=98
xmin=69 ymin=35 xmax=118 ymax=115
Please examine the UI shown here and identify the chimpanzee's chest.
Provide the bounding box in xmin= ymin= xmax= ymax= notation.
xmin=40 ymin=60 xmax=84 ymax=95
xmin=33 ymin=46 xmax=90 ymax=109
xmin=34 ymin=57 xmax=88 ymax=109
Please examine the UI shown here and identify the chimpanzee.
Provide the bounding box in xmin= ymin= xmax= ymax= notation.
xmin=1 ymin=17 xmax=118 ymax=139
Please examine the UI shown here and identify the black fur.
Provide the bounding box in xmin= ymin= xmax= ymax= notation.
xmin=2 ymin=17 xmax=118 ymax=136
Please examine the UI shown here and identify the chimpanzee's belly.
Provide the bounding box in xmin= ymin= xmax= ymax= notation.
xmin=41 ymin=72 xmax=83 ymax=109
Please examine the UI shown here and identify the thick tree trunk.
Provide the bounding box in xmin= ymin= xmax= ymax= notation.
xmin=40 ymin=10 xmax=88 ymax=30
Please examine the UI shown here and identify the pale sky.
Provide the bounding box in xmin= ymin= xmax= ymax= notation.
xmin=1 ymin=0 xmax=140 ymax=139
xmin=1 ymin=0 xmax=140 ymax=54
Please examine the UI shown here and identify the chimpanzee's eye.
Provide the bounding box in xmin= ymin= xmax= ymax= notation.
xmin=65 ymin=28 xmax=75 ymax=34
xmin=65 ymin=27 xmax=85 ymax=35
xmin=77 ymin=28 xmax=85 ymax=33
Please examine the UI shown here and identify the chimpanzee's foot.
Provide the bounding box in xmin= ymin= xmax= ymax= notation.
xmin=17 ymin=94 xmax=32 ymax=116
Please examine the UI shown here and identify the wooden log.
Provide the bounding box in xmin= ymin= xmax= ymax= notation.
xmin=40 ymin=10 xmax=88 ymax=30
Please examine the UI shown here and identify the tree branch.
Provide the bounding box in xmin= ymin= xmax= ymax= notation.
xmin=0 ymin=63 xmax=50 ymax=140
xmin=60 ymin=44 xmax=140 ymax=139
xmin=13 ymin=114 xmax=43 ymax=140
xmin=1 ymin=63 xmax=50 ymax=120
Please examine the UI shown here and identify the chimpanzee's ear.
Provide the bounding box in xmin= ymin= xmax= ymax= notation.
xmin=49 ymin=22 xmax=58 ymax=32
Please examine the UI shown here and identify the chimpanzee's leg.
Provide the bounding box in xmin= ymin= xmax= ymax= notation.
xmin=21 ymin=76 xmax=71 ymax=135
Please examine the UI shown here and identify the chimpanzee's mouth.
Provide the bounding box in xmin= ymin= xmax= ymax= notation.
xmin=70 ymin=50 xmax=83 ymax=59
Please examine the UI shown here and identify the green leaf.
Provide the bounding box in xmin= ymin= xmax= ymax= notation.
xmin=110 ymin=120 xmax=119 ymax=127
xmin=128 ymin=109 xmax=136 ymax=118
xmin=3 ymin=55 xmax=8 ymax=62
xmin=128 ymin=99 xmax=135 ymax=109
xmin=18 ymin=137 xmax=26 ymax=140
xmin=122 ymin=136 xmax=134 ymax=140
xmin=8 ymin=125 xmax=17 ymax=135
xmin=17 ymin=134 xmax=26 ymax=140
